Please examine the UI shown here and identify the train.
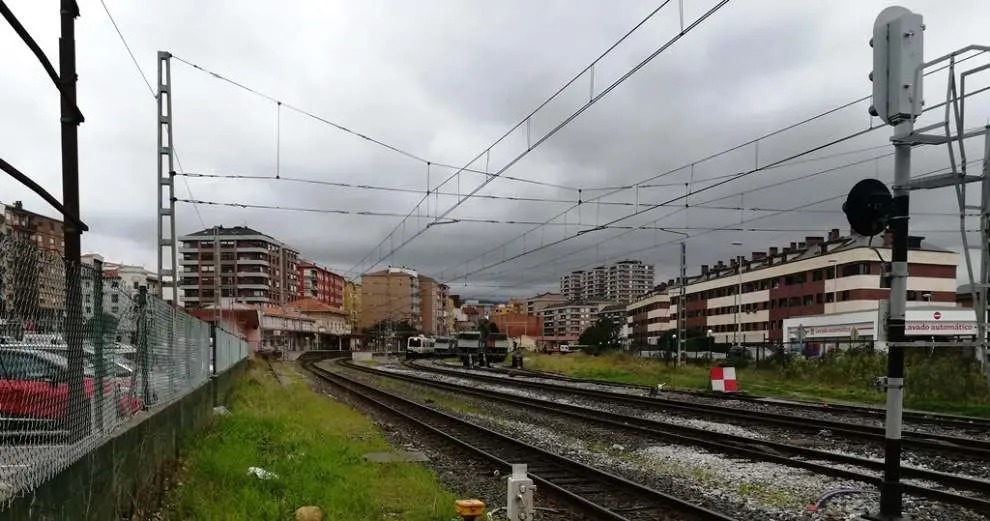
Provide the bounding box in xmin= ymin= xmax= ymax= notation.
xmin=405 ymin=332 xmax=512 ymax=362
xmin=452 ymin=331 xmax=512 ymax=367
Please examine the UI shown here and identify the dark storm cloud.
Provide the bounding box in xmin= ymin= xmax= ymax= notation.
xmin=2 ymin=0 xmax=989 ymax=302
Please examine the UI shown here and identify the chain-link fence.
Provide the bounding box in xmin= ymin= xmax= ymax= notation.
xmin=0 ymin=236 xmax=251 ymax=506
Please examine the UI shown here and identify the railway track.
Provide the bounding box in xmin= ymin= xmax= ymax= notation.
xmin=303 ymin=359 xmax=741 ymax=521
xmin=341 ymin=359 xmax=990 ymax=514
xmin=408 ymin=359 xmax=990 ymax=459
xmin=454 ymin=360 xmax=990 ymax=432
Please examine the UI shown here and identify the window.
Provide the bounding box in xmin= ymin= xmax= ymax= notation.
xmin=85 ymin=306 xmax=92 ymax=314
xmin=110 ymin=294 xmax=119 ymax=303
xmin=111 ymin=280 xmax=119 ymax=289
xmin=133 ymin=281 xmax=139 ymax=290
xmin=111 ymin=306 xmax=119 ymax=314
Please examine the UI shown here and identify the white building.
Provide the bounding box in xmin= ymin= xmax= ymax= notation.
xmin=782 ymin=305 xmax=978 ymax=347
xmin=81 ymin=254 xmax=160 ymax=342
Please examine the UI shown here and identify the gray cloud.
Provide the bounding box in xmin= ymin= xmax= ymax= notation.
xmin=2 ymin=0 xmax=989 ymax=303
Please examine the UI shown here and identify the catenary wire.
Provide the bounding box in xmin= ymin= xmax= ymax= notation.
xmin=168 ymin=55 xmax=577 ymax=193
xmin=97 ymin=0 xmax=206 ymax=229
xmin=174 ymin=141 xmax=893 ymax=204
xmin=459 ymin=160 xmax=969 ymax=284
xmin=433 ymin=83 xmax=990 ymax=282
xmin=421 ymin=55 xmax=990 ymax=285
xmin=346 ymin=0 xmax=731 ymax=279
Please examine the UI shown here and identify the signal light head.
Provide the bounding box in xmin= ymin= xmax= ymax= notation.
xmin=843 ymin=178 xmax=893 ymax=237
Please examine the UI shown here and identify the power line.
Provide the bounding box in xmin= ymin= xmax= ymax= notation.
xmin=434 ymin=85 xmax=990 ymax=282
xmin=456 ymin=161 xmax=964 ymax=284
xmin=399 ymin=49 xmax=990 ymax=283
xmin=175 ymin=141 xmax=893 ymax=203
xmin=97 ymin=1 xmax=206 ymax=229
xmin=346 ymin=0 xmax=731 ymax=279
xmin=168 ymin=56 xmax=576 ymax=193
xmin=438 ymin=143 xmax=897 ymax=281
xmin=98 ymin=0 xmax=154 ymax=97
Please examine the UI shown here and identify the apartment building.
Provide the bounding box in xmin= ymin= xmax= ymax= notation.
xmin=662 ymin=229 xmax=958 ymax=344
xmin=0 ymin=201 xmax=66 ymax=324
xmin=80 ymin=254 xmax=160 ymax=342
xmin=358 ymin=267 xmax=422 ymax=331
xmin=525 ymin=292 xmax=568 ymax=316
xmin=541 ymin=301 xmax=608 ymax=338
xmin=178 ymin=226 xmax=300 ymax=309
xmin=626 ymin=285 xmax=672 ymax=347
xmin=559 ymin=260 xmax=654 ymax=303
xmin=80 ymin=254 xmax=160 ymax=318
xmin=418 ymin=275 xmax=449 ymax=336
xmin=297 ymin=260 xmax=345 ymax=309
xmin=343 ymin=281 xmax=362 ymax=332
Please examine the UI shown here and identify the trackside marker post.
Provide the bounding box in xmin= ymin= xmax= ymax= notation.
xmin=710 ymin=366 xmax=738 ymax=393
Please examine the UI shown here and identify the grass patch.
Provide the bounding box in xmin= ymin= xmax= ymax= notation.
xmin=524 ymin=352 xmax=990 ymax=417
xmin=160 ymin=361 xmax=456 ymax=521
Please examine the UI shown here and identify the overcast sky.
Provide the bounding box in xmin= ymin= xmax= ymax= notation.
xmin=3 ymin=0 xmax=990 ymax=300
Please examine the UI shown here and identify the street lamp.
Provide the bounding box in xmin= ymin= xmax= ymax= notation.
xmin=922 ymin=292 xmax=932 ymax=303
xmin=707 ymin=328 xmax=714 ymax=356
xmin=731 ymin=241 xmax=743 ymax=346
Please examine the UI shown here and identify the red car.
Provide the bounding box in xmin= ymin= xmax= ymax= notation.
xmin=0 ymin=348 xmax=142 ymax=431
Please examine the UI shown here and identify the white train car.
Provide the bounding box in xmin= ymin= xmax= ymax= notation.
xmin=406 ymin=335 xmax=436 ymax=357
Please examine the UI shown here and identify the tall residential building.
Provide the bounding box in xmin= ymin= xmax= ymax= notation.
xmin=418 ymin=275 xmax=449 ymax=336
xmin=560 ymin=272 xmax=583 ymax=301
xmin=0 ymin=201 xmax=66 ymax=325
xmin=358 ymin=267 xmax=421 ymax=331
xmin=343 ymin=281 xmax=362 ymax=332
xmin=525 ymin=292 xmax=568 ymax=316
xmin=559 ymin=260 xmax=654 ymax=303
xmin=297 ymin=260 xmax=345 ymax=309
xmin=177 ymin=225 xmax=299 ymax=309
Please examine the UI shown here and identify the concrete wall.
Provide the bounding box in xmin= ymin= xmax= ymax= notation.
xmin=0 ymin=361 xmax=248 ymax=521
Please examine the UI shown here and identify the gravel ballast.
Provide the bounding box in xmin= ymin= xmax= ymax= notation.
xmin=425 ymin=360 xmax=990 ymax=439
xmin=335 ymin=359 xmax=988 ymax=521
xmin=382 ymin=362 xmax=990 ymax=481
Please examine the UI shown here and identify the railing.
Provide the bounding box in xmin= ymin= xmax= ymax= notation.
xmin=0 ymin=236 xmax=252 ymax=507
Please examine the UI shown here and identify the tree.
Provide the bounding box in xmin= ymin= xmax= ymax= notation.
xmin=578 ymin=316 xmax=620 ymax=355
xmin=85 ymin=312 xmax=119 ymax=346
xmin=487 ymin=321 xmax=499 ymax=334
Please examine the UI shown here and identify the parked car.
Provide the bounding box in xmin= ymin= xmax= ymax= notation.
xmin=0 ymin=348 xmax=142 ymax=431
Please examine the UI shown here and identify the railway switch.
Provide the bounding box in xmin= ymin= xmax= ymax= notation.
xmin=454 ymin=499 xmax=485 ymax=520
xmin=506 ymin=463 xmax=536 ymax=521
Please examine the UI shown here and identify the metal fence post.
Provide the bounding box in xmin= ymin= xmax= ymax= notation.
xmin=137 ymin=286 xmax=153 ymax=408
xmin=92 ymin=258 xmax=105 ymax=432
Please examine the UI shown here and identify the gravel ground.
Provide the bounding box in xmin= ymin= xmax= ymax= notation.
xmin=294 ymin=362 xmax=592 ymax=521
xmin=425 ymin=360 xmax=990 ymax=440
xmin=338 ymin=360 xmax=988 ymax=521
xmin=385 ymin=362 xmax=990 ymax=481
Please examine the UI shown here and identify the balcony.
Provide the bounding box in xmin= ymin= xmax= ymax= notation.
xmin=237 ymin=270 xmax=270 ymax=278
xmin=237 ymin=258 xmax=270 ymax=265
xmin=235 ymin=246 xmax=268 ymax=253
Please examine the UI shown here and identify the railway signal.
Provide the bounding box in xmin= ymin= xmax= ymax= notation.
xmin=865 ymin=6 xmax=926 ymax=521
